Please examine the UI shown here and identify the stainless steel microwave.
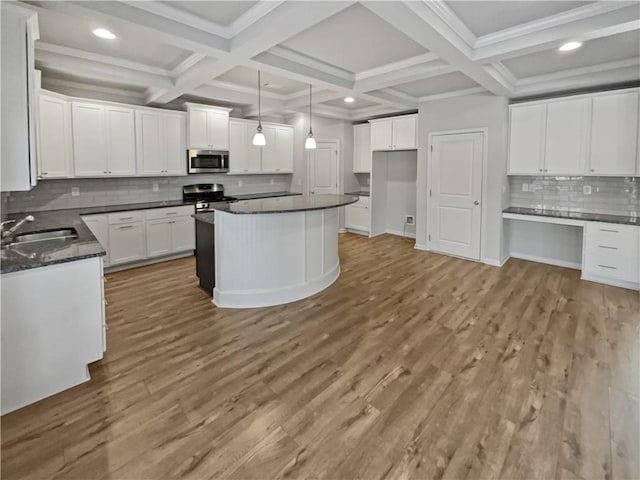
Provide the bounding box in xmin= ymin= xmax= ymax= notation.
xmin=187 ymin=149 xmax=229 ymax=174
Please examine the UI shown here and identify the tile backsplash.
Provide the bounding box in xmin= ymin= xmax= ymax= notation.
xmin=3 ymin=174 xmax=292 ymax=214
xmin=509 ymin=176 xmax=639 ymax=216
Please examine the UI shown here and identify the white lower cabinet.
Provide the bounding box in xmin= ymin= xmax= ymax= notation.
xmin=345 ymin=196 xmax=370 ymax=234
xmin=83 ymin=205 xmax=195 ymax=269
xmin=108 ymin=222 xmax=145 ymax=265
xmin=582 ymin=222 xmax=639 ymax=288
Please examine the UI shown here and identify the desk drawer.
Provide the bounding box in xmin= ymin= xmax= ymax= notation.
xmin=145 ymin=206 xmax=193 ymax=221
xmin=585 ymin=222 xmax=635 ymax=249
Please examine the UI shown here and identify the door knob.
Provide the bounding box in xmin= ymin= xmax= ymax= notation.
xmin=474 ymin=200 xmax=480 ymax=205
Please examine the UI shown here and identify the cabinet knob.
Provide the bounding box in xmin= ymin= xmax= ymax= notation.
xmin=590 ymin=169 xmax=595 ymax=172
xmin=104 ymin=171 xmax=108 ymax=174
xmin=539 ymin=169 xmax=543 ymax=172
xmin=474 ymin=200 xmax=480 ymax=205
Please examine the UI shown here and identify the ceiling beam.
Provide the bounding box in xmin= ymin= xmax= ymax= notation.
xmin=362 ymin=1 xmax=514 ymax=97
xmin=147 ymin=1 xmax=356 ymax=104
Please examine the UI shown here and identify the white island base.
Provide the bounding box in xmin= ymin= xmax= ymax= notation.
xmin=214 ymin=208 xmax=340 ymax=308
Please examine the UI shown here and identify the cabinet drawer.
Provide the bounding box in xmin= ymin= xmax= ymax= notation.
xmin=354 ymin=195 xmax=369 ymax=207
xmin=585 ymin=223 xmax=635 ymax=250
xmin=107 ymin=210 xmax=144 ymax=225
xmin=583 ymin=250 xmax=632 ymax=281
xmin=145 ymin=205 xmax=193 ymax=221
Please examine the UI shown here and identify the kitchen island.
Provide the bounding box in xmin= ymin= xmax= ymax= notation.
xmin=193 ymin=194 xmax=358 ymax=308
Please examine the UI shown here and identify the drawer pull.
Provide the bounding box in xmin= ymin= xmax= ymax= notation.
xmin=119 ymin=216 xmax=134 ymax=220
xmin=118 ymin=225 xmax=134 ymax=230
xmin=599 ymin=229 xmax=619 ymax=233
xmin=165 ymin=212 xmax=177 ymax=216
xmin=598 ymin=245 xmax=618 ymax=250
xmin=597 ymin=264 xmax=617 ymax=270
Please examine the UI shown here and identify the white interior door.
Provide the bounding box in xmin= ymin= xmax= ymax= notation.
xmin=430 ymin=132 xmax=483 ymax=260
xmin=309 ymin=141 xmax=338 ymax=195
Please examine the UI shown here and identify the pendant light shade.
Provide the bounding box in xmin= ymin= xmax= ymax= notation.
xmin=305 ymin=84 xmax=316 ymax=150
xmin=252 ymin=70 xmax=266 ymax=146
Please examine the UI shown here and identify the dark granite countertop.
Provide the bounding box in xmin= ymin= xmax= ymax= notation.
xmin=2 ymin=193 xmax=301 ymax=274
xmin=503 ymin=206 xmax=639 ymax=226
xmin=234 ymin=191 xmax=301 ymax=200
xmin=345 ymin=191 xmax=370 ymax=197
xmin=194 ymin=194 xmax=358 ymax=223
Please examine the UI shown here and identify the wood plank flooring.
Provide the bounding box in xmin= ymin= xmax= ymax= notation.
xmin=2 ymin=233 xmax=639 ymax=480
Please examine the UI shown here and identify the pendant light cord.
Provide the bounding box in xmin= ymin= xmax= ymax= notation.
xmin=309 ymin=85 xmax=313 ymax=136
xmin=257 ymin=70 xmax=262 ymax=132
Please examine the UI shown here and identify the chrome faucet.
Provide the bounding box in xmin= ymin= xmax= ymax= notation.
xmin=1 ymin=215 xmax=34 ymax=239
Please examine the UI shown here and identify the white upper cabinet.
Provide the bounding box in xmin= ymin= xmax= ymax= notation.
xmin=73 ymin=102 xmax=109 ymax=176
xmin=544 ymin=98 xmax=589 ymax=175
xmin=1 ymin=3 xmax=38 ymax=192
xmin=38 ymin=93 xmax=73 ymax=178
xmin=73 ymin=102 xmax=137 ymax=177
xmin=353 ymin=124 xmax=372 ymax=173
xmin=136 ymin=110 xmax=186 ymax=176
xmin=105 ymin=106 xmax=136 ymax=176
xmin=508 ymin=103 xmax=546 ymax=175
xmin=187 ymin=103 xmax=231 ymax=150
xmin=589 ymin=91 xmax=639 ymax=176
xmin=229 ymin=119 xmax=293 ymax=174
xmin=509 ymin=88 xmax=640 ymax=177
xmin=370 ymin=115 xmax=417 ymax=151
xmin=370 ymin=119 xmax=393 ymax=151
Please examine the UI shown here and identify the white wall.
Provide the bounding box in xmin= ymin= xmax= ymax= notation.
xmin=417 ymin=94 xmax=509 ymax=264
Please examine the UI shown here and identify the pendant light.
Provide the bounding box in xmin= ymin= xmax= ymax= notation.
xmin=252 ymin=70 xmax=266 ymax=146
xmin=305 ymin=84 xmax=316 ymax=150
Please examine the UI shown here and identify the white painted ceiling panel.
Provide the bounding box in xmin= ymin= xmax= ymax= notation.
xmin=216 ymin=66 xmax=308 ymax=95
xmin=164 ymin=1 xmax=258 ymax=27
xmin=393 ymin=72 xmax=480 ymax=98
xmin=447 ymin=1 xmax=594 ymax=37
xmin=281 ymin=3 xmax=426 ymax=73
xmin=35 ymin=6 xmax=193 ymax=70
xmin=503 ymin=29 xmax=640 ymax=78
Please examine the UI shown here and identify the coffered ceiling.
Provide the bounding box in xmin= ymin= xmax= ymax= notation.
xmin=24 ymin=0 xmax=640 ymax=121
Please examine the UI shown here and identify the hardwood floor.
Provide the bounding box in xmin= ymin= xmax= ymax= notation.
xmin=2 ymin=233 xmax=639 ymax=480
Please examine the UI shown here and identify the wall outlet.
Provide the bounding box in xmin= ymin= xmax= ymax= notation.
xmin=583 ymin=185 xmax=592 ymax=195
xmin=238 ymin=179 xmax=243 ymax=187
xmin=522 ymin=184 xmax=529 ymax=192
xmin=366 ymin=177 xmax=370 ymax=185
xmin=71 ymin=187 xmax=80 ymax=197
xmin=405 ymin=215 xmax=415 ymax=225
xmin=297 ymin=178 xmax=302 ymax=185
xmin=630 ymin=211 xmax=637 ymax=218
xmin=152 ymin=183 xmax=159 ymax=192
xmin=270 ymin=178 xmax=274 ymax=185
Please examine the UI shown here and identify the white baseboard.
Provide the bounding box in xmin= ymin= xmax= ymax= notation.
xmin=509 ymin=252 xmax=581 ymax=270
xmin=581 ymin=273 xmax=640 ymax=291
xmin=345 ymin=228 xmax=369 ymax=236
xmin=414 ymin=243 xmax=428 ymax=251
xmin=338 ymin=228 xmax=346 ymax=233
xmin=105 ymin=251 xmax=194 ymax=273
xmin=483 ymin=257 xmax=510 ymax=267
xmin=385 ymin=229 xmax=416 ymax=239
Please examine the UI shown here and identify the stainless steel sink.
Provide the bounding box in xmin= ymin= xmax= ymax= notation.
xmin=12 ymin=228 xmax=78 ymax=244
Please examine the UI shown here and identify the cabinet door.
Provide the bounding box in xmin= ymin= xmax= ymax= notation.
xmin=589 ymin=91 xmax=638 ymax=176
xmin=274 ymin=126 xmax=294 ymax=172
xmin=508 ymin=104 xmax=546 ymax=174
xmin=105 ymin=106 xmax=136 ymax=176
xmin=164 ymin=113 xmax=186 ymax=175
xmin=206 ymin=110 xmax=229 ymax=150
xmin=146 ymin=219 xmax=172 ymax=257
xmin=136 ymin=111 xmax=164 ymax=175
xmin=393 ymin=116 xmax=417 ymax=149
xmin=171 ymin=216 xmax=195 ymax=252
xmin=353 ymin=124 xmax=371 ymax=173
xmin=544 ymin=98 xmax=589 ymax=175
xmin=370 ymin=120 xmax=393 ymax=151
xmin=188 ymin=106 xmax=209 ymax=148
xmin=108 ymin=223 xmax=145 ymax=265
xmin=345 ymin=204 xmax=370 ymax=232
xmin=260 ymin=125 xmax=279 ymax=172
xmin=72 ymin=102 xmax=108 ymax=176
xmin=38 ymin=94 xmax=72 ymax=178
xmin=228 ymin=121 xmax=247 ymax=173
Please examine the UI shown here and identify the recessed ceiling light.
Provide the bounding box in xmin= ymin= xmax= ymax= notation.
xmin=559 ymin=41 xmax=582 ymax=52
xmin=344 ymin=97 xmax=355 ymax=103
xmin=93 ymin=28 xmax=116 ymax=40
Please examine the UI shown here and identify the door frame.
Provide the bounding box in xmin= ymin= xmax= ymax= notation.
xmin=307 ymin=139 xmax=341 ymax=196
xmin=426 ymin=128 xmax=489 ymax=262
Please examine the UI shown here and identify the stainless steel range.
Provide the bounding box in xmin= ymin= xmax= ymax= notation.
xmin=182 ymin=184 xmax=237 ymax=212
